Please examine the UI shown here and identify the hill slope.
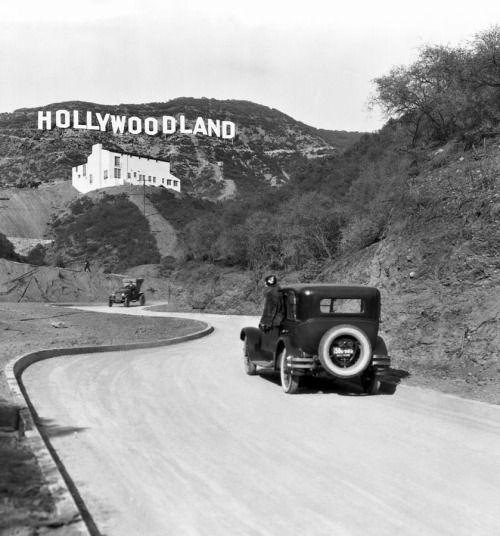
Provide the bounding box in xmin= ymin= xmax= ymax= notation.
xmin=0 ymin=182 xmax=78 ymax=238
xmin=0 ymin=98 xmax=363 ymax=199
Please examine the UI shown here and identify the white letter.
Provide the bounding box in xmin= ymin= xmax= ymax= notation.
xmin=73 ymin=110 xmax=86 ymax=129
xmin=179 ymin=115 xmax=192 ymax=134
xmin=86 ymin=111 xmax=99 ymax=130
xmin=193 ymin=117 xmax=208 ymax=136
xmin=144 ymin=117 xmax=158 ymax=135
xmin=128 ymin=117 xmax=142 ymax=134
xmin=38 ymin=111 xmax=52 ymax=130
xmin=222 ymin=121 xmax=236 ymax=139
xmin=55 ymin=110 xmax=70 ymax=128
xmin=207 ymin=119 xmax=221 ymax=137
xmin=162 ymin=116 xmax=176 ymax=134
xmin=111 ymin=115 xmax=126 ymax=134
xmin=96 ymin=113 xmax=110 ymax=131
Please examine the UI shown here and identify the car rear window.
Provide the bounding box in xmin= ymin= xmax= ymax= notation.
xmin=319 ymin=298 xmax=365 ymax=314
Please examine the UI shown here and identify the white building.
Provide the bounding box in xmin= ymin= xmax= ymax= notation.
xmin=72 ymin=143 xmax=181 ymax=194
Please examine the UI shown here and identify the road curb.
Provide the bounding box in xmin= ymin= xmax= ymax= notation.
xmin=4 ymin=322 xmax=214 ymax=536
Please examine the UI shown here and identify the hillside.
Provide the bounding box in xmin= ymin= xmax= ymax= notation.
xmin=156 ymin=134 xmax=500 ymax=406
xmin=0 ymin=98 xmax=362 ymax=199
xmin=0 ymin=182 xmax=78 ymax=238
xmin=321 ymin=139 xmax=500 ymax=405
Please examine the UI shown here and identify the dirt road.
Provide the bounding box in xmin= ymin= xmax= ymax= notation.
xmin=22 ymin=307 xmax=500 ymax=535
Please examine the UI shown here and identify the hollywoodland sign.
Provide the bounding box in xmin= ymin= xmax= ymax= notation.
xmin=37 ymin=110 xmax=236 ymax=139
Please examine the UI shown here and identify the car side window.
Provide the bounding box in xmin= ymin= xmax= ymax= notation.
xmin=320 ymin=298 xmax=365 ymax=314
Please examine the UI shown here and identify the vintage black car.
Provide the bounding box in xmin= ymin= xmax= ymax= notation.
xmin=240 ymin=284 xmax=390 ymax=394
xmin=108 ymin=278 xmax=146 ymax=307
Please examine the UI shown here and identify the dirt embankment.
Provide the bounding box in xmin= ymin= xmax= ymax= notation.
xmin=319 ymin=143 xmax=500 ymax=406
xmin=0 ymin=182 xmax=79 ymax=238
xmin=0 ymin=258 xmax=124 ymax=303
xmin=0 ymin=182 xmax=181 ymax=261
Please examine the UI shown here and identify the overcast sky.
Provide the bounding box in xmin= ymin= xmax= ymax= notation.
xmin=0 ymin=0 xmax=498 ymax=132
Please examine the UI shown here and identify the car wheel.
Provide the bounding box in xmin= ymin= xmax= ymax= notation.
xmin=279 ymin=349 xmax=300 ymax=394
xmin=243 ymin=338 xmax=257 ymax=376
xmin=318 ymin=324 xmax=372 ymax=378
xmin=125 ymin=297 xmax=130 ymax=307
xmin=140 ymin=294 xmax=146 ymax=306
xmin=360 ymin=367 xmax=381 ymax=395
xmin=108 ymin=300 xmax=113 ymax=307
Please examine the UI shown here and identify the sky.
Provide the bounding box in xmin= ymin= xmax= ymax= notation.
xmin=0 ymin=0 xmax=499 ymax=132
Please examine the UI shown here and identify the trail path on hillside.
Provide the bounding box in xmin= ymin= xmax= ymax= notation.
xmin=22 ymin=306 xmax=500 ymax=536
xmin=124 ymin=187 xmax=179 ymax=257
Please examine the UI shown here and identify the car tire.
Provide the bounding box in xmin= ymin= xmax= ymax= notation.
xmin=140 ymin=294 xmax=146 ymax=306
xmin=243 ymin=338 xmax=257 ymax=376
xmin=360 ymin=367 xmax=381 ymax=395
xmin=125 ymin=297 xmax=130 ymax=307
xmin=318 ymin=324 xmax=372 ymax=378
xmin=279 ymin=349 xmax=300 ymax=394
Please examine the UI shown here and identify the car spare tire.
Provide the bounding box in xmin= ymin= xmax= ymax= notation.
xmin=318 ymin=324 xmax=372 ymax=378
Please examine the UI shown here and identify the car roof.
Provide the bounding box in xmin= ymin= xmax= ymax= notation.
xmin=280 ymin=284 xmax=380 ymax=299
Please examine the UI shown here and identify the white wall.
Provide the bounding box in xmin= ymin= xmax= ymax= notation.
xmin=72 ymin=144 xmax=181 ymax=194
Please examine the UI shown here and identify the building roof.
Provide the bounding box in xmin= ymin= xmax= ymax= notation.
xmin=101 ymin=146 xmax=171 ymax=163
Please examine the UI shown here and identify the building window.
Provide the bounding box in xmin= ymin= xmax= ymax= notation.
xmin=148 ymin=176 xmax=151 ymax=182
xmin=89 ymin=174 xmax=93 ymax=184
xmin=104 ymin=170 xmax=108 ymax=179
xmin=134 ymin=172 xmax=137 ymax=178
xmin=83 ymin=165 xmax=86 ymax=176
xmin=162 ymin=178 xmax=165 ymax=184
xmin=153 ymin=177 xmax=156 ymax=183
xmin=114 ymin=156 xmax=120 ymax=166
xmin=173 ymin=180 xmax=178 ymax=187
xmin=167 ymin=179 xmax=172 ymax=185
xmin=128 ymin=172 xmax=131 ymax=179
xmin=114 ymin=168 xmax=121 ymax=179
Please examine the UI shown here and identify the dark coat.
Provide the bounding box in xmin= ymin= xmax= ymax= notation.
xmin=259 ymin=285 xmax=285 ymax=328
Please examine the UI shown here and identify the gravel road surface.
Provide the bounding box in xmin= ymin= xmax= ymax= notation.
xmin=22 ymin=306 xmax=500 ymax=536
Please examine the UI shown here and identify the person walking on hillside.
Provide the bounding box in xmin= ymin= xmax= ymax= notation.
xmin=84 ymin=259 xmax=91 ymax=272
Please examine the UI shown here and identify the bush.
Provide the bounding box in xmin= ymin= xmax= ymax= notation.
xmin=0 ymin=233 xmax=21 ymax=261
xmin=50 ymin=193 xmax=160 ymax=271
xmin=26 ymin=244 xmax=47 ymax=266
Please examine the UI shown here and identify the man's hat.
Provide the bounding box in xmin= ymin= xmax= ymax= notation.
xmin=265 ymin=275 xmax=277 ymax=286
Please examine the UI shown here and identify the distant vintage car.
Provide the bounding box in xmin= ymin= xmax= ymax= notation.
xmin=240 ymin=284 xmax=390 ymax=394
xmin=108 ymin=278 xmax=146 ymax=307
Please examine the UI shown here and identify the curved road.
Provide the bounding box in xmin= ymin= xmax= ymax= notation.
xmin=22 ymin=306 xmax=500 ymax=536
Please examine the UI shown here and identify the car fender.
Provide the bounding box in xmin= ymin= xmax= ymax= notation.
xmin=372 ymin=335 xmax=391 ymax=371
xmin=373 ymin=336 xmax=388 ymax=356
xmin=274 ymin=334 xmax=303 ymax=369
xmin=240 ymin=327 xmax=263 ymax=361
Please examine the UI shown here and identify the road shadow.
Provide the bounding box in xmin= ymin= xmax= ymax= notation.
xmin=36 ymin=417 xmax=87 ymax=438
xmin=258 ymin=369 xmax=407 ymax=396
xmin=28 ymin=415 xmax=101 ymax=535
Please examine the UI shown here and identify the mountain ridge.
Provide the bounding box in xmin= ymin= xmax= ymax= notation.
xmin=0 ymin=97 xmax=363 ymax=199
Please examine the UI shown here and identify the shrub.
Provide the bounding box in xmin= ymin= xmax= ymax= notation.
xmin=0 ymin=233 xmax=20 ymax=261
xmin=26 ymin=244 xmax=47 ymax=266
xmin=50 ymin=193 xmax=160 ymax=271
